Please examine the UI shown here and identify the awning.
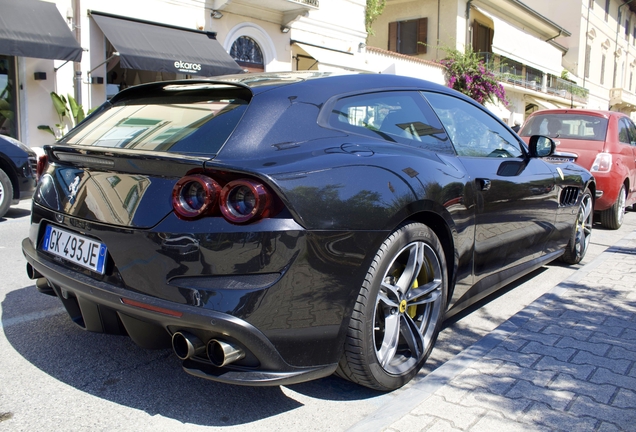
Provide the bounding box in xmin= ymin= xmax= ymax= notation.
xmin=0 ymin=0 xmax=82 ymax=61
xmin=90 ymin=11 xmax=243 ymax=77
xmin=294 ymin=42 xmax=375 ymax=73
xmin=525 ymin=96 xmax=562 ymax=110
xmin=475 ymin=6 xmax=562 ymax=76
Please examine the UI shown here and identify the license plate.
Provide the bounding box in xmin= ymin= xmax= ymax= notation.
xmin=42 ymin=225 xmax=108 ymax=274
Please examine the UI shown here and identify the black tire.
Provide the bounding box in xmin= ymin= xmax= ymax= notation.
xmin=560 ymin=189 xmax=593 ymax=264
xmin=336 ymin=222 xmax=447 ymax=391
xmin=600 ymin=184 xmax=626 ymax=230
xmin=0 ymin=169 xmax=13 ymax=218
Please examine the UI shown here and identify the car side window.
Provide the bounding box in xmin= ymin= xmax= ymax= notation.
xmin=422 ymin=92 xmax=523 ymax=158
xmin=618 ymin=119 xmax=632 ymax=145
xmin=625 ymin=118 xmax=636 ymax=146
xmin=328 ymin=91 xmax=454 ymax=154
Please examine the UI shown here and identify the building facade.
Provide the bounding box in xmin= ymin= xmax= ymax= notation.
xmin=367 ymin=0 xmax=589 ymax=126
xmin=531 ymin=0 xmax=636 ymax=116
xmin=0 ymin=0 xmax=369 ymax=148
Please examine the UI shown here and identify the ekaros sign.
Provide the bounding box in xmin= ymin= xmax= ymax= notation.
xmin=174 ymin=60 xmax=202 ymax=73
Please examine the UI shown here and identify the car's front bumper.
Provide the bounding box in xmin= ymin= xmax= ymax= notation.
xmin=22 ymin=238 xmax=337 ymax=386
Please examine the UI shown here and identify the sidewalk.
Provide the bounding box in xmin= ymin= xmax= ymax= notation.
xmin=349 ymin=229 xmax=636 ymax=432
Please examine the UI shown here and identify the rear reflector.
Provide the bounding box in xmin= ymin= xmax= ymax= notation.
xmin=121 ymin=298 xmax=183 ymax=317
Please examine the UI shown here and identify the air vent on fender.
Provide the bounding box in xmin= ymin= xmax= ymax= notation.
xmin=560 ymin=187 xmax=579 ymax=207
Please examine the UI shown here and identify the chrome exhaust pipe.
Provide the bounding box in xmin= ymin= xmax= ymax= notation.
xmin=207 ymin=339 xmax=244 ymax=367
xmin=172 ymin=331 xmax=205 ymax=360
xmin=26 ymin=263 xmax=42 ymax=280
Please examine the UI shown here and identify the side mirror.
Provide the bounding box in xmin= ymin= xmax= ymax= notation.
xmin=528 ymin=135 xmax=556 ymax=158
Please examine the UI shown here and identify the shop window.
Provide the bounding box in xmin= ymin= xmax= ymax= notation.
xmin=388 ymin=18 xmax=427 ymax=55
xmin=230 ymin=36 xmax=264 ymax=72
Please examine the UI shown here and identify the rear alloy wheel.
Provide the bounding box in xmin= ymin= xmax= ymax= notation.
xmin=600 ymin=184 xmax=626 ymax=230
xmin=336 ymin=222 xmax=447 ymax=391
xmin=0 ymin=169 xmax=13 ymax=218
xmin=560 ymin=189 xmax=593 ymax=264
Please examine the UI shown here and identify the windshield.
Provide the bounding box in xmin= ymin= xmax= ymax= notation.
xmin=520 ymin=114 xmax=608 ymax=141
xmin=62 ymin=98 xmax=248 ymax=156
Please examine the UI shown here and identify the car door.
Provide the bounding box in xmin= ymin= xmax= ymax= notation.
xmin=622 ymin=117 xmax=636 ymax=205
xmin=422 ymin=91 xmax=558 ymax=283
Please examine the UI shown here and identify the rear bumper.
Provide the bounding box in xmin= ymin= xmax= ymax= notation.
xmin=21 ymin=238 xmax=337 ymax=386
xmin=592 ymin=171 xmax=624 ymax=211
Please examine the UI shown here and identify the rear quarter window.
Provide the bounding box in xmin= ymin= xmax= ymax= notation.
xmin=328 ymin=91 xmax=454 ymax=155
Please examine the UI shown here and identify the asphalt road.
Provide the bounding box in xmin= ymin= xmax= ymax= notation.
xmin=1 ymin=199 xmax=634 ymax=432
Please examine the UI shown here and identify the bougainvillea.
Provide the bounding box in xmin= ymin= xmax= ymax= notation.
xmin=440 ymin=47 xmax=507 ymax=106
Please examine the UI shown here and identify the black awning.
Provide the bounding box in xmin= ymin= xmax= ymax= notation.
xmin=90 ymin=12 xmax=244 ymax=77
xmin=0 ymin=0 xmax=82 ymax=61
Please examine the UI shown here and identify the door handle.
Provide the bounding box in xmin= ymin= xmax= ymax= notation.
xmin=477 ymin=178 xmax=491 ymax=191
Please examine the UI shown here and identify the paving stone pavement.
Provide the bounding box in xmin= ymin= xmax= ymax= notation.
xmin=349 ymin=229 xmax=636 ymax=432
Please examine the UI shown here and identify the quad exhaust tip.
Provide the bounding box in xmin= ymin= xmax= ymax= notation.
xmin=207 ymin=339 xmax=245 ymax=367
xmin=172 ymin=331 xmax=205 ymax=360
xmin=172 ymin=332 xmax=244 ymax=367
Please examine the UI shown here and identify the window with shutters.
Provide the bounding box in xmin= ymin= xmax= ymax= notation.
xmin=585 ymin=44 xmax=591 ymax=78
xmin=472 ymin=21 xmax=493 ymax=55
xmin=601 ymin=53 xmax=606 ymax=84
xmin=388 ymin=18 xmax=428 ymax=55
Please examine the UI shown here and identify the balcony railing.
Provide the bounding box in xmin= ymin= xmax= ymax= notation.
xmin=476 ymin=52 xmax=588 ymax=104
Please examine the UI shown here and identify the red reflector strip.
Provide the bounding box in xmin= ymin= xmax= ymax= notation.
xmin=121 ymin=298 xmax=183 ymax=317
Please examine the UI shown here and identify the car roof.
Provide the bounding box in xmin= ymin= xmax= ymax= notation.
xmin=108 ymin=71 xmax=459 ymax=104
xmin=527 ymin=109 xmax=627 ymax=120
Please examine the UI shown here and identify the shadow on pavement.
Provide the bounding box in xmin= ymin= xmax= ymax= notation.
xmin=1 ymin=285 xmax=379 ymax=427
xmin=0 ymin=206 xmax=31 ymax=221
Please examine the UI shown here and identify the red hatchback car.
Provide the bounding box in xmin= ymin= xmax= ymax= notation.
xmin=520 ymin=109 xmax=636 ymax=229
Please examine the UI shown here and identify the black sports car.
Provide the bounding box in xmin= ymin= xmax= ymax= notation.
xmin=22 ymin=72 xmax=594 ymax=391
xmin=0 ymin=134 xmax=37 ymax=218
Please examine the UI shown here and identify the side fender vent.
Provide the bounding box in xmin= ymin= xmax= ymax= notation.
xmin=560 ymin=187 xmax=580 ymax=207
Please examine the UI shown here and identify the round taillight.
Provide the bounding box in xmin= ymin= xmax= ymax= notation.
xmin=172 ymin=175 xmax=221 ymax=219
xmin=220 ymin=179 xmax=270 ymax=224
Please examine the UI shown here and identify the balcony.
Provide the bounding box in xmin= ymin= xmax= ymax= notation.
xmin=610 ymin=88 xmax=636 ymax=110
xmin=476 ymin=52 xmax=588 ymax=104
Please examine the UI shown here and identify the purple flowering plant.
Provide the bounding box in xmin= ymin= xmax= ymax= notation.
xmin=439 ymin=47 xmax=507 ymax=106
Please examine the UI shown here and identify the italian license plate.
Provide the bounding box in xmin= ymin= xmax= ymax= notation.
xmin=42 ymin=225 xmax=107 ymax=274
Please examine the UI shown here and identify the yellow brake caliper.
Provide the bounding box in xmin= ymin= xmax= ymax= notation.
xmin=393 ymin=266 xmax=419 ymax=318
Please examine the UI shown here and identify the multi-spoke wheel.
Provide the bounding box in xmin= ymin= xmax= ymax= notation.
xmin=600 ymin=184 xmax=626 ymax=230
xmin=336 ymin=222 xmax=447 ymax=391
xmin=561 ymin=189 xmax=593 ymax=264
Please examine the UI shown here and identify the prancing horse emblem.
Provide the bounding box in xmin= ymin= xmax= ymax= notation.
xmin=68 ymin=175 xmax=81 ymax=203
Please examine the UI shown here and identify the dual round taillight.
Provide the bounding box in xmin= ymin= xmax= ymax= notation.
xmin=172 ymin=175 xmax=221 ymax=219
xmin=172 ymin=175 xmax=274 ymax=224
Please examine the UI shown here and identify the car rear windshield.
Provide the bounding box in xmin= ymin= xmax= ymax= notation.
xmin=61 ymin=97 xmax=248 ymax=156
xmin=519 ymin=114 xmax=608 ymax=141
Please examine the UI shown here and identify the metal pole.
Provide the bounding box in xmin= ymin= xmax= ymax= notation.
xmin=73 ymin=0 xmax=82 ymax=104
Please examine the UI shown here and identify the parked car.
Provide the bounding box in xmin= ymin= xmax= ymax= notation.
xmin=519 ymin=109 xmax=636 ymax=229
xmin=0 ymin=134 xmax=37 ymax=218
xmin=22 ymin=72 xmax=594 ymax=391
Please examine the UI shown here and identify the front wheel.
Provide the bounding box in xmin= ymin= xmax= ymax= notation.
xmin=600 ymin=184 xmax=626 ymax=230
xmin=336 ymin=222 xmax=447 ymax=391
xmin=560 ymin=189 xmax=593 ymax=264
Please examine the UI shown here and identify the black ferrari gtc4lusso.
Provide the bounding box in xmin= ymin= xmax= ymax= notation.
xmin=22 ymin=72 xmax=594 ymax=391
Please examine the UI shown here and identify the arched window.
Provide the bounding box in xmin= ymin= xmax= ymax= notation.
xmin=230 ymin=36 xmax=264 ymax=72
